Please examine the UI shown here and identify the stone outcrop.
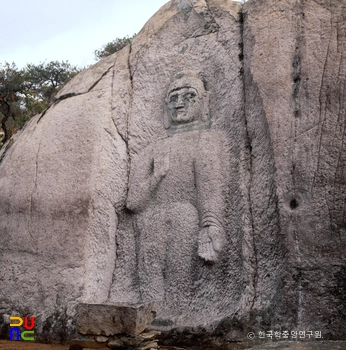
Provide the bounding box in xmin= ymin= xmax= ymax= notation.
xmin=0 ymin=0 xmax=346 ymax=346
xmin=0 ymin=50 xmax=129 ymax=341
xmin=243 ymin=0 xmax=346 ymax=338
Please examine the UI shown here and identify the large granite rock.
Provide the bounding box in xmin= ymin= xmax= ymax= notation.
xmin=0 ymin=51 xmax=129 ymax=341
xmin=242 ymin=0 xmax=346 ymax=338
xmin=0 ymin=0 xmax=346 ymax=345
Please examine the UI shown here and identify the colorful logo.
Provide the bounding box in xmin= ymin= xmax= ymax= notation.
xmin=9 ymin=316 xmax=35 ymax=341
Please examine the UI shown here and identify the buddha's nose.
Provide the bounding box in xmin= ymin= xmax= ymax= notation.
xmin=177 ymin=97 xmax=184 ymax=107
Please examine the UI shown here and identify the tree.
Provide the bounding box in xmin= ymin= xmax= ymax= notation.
xmin=0 ymin=34 xmax=136 ymax=148
xmin=94 ymin=34 xmax=136 ymax=61
xmin=0 ymin=62 xmax=27 ymax=144
xmin=0 ymin=61 xmax=80 ymax=147
xmin=25 ymin=61 xmax=80 ymax=103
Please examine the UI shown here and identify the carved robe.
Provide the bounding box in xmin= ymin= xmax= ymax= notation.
xmin=127 ymin=128 xmax=228 ymax=315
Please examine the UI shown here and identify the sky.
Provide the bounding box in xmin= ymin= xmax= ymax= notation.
xmin=0 ymin=0 xmax=169 ymax=69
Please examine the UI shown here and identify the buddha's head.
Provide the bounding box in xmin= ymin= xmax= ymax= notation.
xmin=164 ymin=70 xmax=210 ymax=130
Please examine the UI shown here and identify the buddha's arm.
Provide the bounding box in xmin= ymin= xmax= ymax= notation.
xmin=126 ymin=147 xmax=169 ymax=213
xmin=194 ymin=133 xmax=228 ymax=262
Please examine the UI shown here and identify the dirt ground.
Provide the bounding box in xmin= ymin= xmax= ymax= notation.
xmin=0 ymin=340 xmax=68 ymax=350
xmin=0 ymin=341 xmax=191 ymax=350
xmin=0 ymin=341 xmax=189 ymax=350
xmin=3 ymin=340 xmax=346 ymax=350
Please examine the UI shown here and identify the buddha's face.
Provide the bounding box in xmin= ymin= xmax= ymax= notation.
xmin=167 ymin=87 xmax=202 ymax=125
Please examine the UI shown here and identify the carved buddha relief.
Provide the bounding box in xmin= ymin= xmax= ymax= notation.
xmin=126 ymin=70 xmax=229 ymax=319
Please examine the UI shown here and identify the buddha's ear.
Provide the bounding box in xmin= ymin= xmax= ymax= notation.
xmin=201 ymin=90 xmax=210 ymax=122
xmin=163 ymin=112 xmax=171 ymax=129
xmin=162 ymin=94 xmax=171 ymax=129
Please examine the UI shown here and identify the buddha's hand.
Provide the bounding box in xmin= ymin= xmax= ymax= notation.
xmin=198 ymin=225 xmax=224 ymax=263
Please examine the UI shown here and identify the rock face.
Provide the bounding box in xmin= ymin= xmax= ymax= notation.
xmin=0 ymin=51 xmax=129 ymax=341
xmin=0 ymin=0 xmax=346 ymax=345
xmin=243 ymin=0 xmax=346 ymax=339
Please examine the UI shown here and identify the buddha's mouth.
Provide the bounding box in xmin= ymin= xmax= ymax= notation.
xmin=174 ymin=113 xmax=190 ymax=122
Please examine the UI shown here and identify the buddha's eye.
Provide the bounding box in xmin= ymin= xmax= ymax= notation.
xmin=184 ymin=92 xmax=196 ymax=100
xmin=169 ymin=94 xmax=178 ymax=103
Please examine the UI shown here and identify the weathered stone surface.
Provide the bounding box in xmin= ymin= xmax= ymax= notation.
xmin=0 ymin=45 xmax=129 ymax=341
xmin=137 ymin=341 xmax=159 ymax=350
xmin=0 ymin=0 xmax=346 ymax=346
xmin=108 ymin=0 xmax=245 ymax=329
xmin=55 ymin=54 xmax=116 ymax=100
xmin=76 ymin=303 xmax=156 ymax=337
xmin=139 ymin=330 xmax=161 ymax=341
xmin=242 ymin=0 xmax=346 ymax=339
xmin=107 ymin=339 xmax=124 ymax=348
xmin=69 ymin=338 xmax=107 ymax=349
xmin=95 ymin=336 xmax=109 ymax=343
xmin=120 ymin=336 xmax=142 ymax=346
